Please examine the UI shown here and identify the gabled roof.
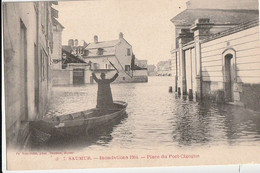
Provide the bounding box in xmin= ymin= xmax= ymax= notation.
xmin=86 ymin=40 xmax=119 ymax=49
xmin=171 ymin=9 xmax=259 ymax=26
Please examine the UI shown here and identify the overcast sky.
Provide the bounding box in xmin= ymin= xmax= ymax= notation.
xmin=55 ymin=0 xmax=188 ymax=65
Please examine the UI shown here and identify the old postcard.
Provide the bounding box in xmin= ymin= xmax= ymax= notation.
xmin=2 ymin=0 xmax=260 ymax=171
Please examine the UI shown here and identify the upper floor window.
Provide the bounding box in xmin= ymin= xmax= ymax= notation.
xmin=125 ymin=65 xmax=130 ymax=71
xmin=127 ymin=48 xmax=131 ymax=56
xmin=108 ymin=64 xmax=112 ymax=69
xmin=84 ymin=50 xmax=89 ymax=56
xmin=93 ymin=63 xmax=100 ymax=70
xmin=97 ymin=48 xmax=104 ymax=55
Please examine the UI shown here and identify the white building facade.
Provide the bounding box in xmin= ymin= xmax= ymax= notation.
xmin=83 ymin=33 xmax=148 ymax=83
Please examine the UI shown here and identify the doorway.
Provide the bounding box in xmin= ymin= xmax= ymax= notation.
xmin=73 ymin=69 xmax=85 ymax=85
xmin=224 ymin=54 xmax=235 ymax=102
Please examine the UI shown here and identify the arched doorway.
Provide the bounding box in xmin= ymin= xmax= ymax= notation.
xmin=223 ymin=50 xmax=236 ymax=102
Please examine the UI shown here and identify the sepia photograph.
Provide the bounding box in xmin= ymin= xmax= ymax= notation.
xmin=2 ymin=0 xmax=260 ymax=171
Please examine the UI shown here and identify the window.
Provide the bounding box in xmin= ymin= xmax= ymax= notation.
xmin=93 ymin=63 xmax=100 ymax=70
xmin=125 ymin=65 xmax=130 ymax=71
xmin=20 ymin=20 xmax=28 ymax=120
xmin=34 ymin=43 xmax=39 ymax=113
xmin=84 ymin=50 xmax=89 ymax=56
xmin=40 ymin=50 xmax=45 ymax=80
xmin=40 ymin=49 xmax=48 ymax=81
xmin=127 ymin=48 xmax=131 ymax=56
xmin=97 ymin=48 xmax=104 ymax=55
xmin=123 ymin=77 xmax=125 ymax=80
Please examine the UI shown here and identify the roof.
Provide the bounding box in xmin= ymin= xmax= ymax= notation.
xmin=52 ymin=17 xmax=65 ymax=29
xmin=202 ymin=19 xmax=259 ymax=43
xmin=86 ymin=40 xmax=119 ymax=49
xmin=62 ymin=45 xmax=73 ymax=53
xmin=51 ymin=7 xmax=59 ymax=18
xmin=171 ymin=9 xmax=259 ymax=26
xmin=62 ymin=49 xmax=86 ymax=64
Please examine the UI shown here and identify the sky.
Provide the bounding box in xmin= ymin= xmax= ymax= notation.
xmin=55 ymin=0 xmax=188 ymax=65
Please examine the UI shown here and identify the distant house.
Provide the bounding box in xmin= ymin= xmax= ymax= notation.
xmin=82 ymin=33 xmax=148 ymax=83
xmin=170 ymin=0 xmax=260 ymax=111
xmin=156 ymin=60 xmax=172 ymax=76
xmin=147 ymin=65 xmax=157 ymax=76
xmin=135 ymin=59 xmax=148 ymax=69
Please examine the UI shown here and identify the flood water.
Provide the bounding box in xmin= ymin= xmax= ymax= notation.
xmin=42 ymin=76 xmax=260 ymax=151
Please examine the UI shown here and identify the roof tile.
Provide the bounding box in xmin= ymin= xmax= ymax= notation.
xmin=171 ymin=9 xmax=259 ymax=26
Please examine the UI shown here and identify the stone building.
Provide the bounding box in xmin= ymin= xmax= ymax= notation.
xmin=3 ymin=1 xmax=61 ymax=148
xmin=170 ymin=0 xmax=260 ymax=111
xmin=82 ymin=33 xmax=148 ymax=83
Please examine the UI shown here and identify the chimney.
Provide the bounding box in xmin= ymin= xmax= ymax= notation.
xmin=68 ymin=39 xmax=74 ymax=46
xmin=119 ymin=32 xmax=124 ymax=39
xmin=74 ymin=39 xmax=78 ymax=46
xmin=94 ymin=35 xmax=98 ymax=43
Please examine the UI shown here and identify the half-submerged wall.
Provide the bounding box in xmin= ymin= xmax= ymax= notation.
xmin=200 ymin=21 xmax=260 ymax=111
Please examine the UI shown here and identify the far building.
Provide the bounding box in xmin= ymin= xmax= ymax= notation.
xmin=82 ymin=33 xmax=148 ymax=83
xmin=135 ymin=59 xmax=148 ymax=69
xmin=147 ymin=65 xmax=157 ymax=76
xmin=52 ymin=41 xmax=89 ymax=86
xmin=156 ymin=60 xmax=172 ymax=76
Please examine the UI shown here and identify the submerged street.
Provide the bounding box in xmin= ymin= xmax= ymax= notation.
xmin=38 ymin=77 xmax=260 ymax=151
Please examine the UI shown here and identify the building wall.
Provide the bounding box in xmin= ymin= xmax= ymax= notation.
xmin=201 ymin=26 xmax=260 ymax=85
xmin=52 ymin=64 xmax=90 ymax=86
xmin=115 ymin=38 xmax=133 ymax=73
xmin=135 ymin=59 xmax=148 ymax=68
xmin=36 ymin=2 xmax=53 ymax=119
xmin=3 ymin=2 xmax=54 ymax=147
xmin=52 ymin=25 xmax=63 ymax=69
xmin=93 ymin=69 xmax=148 ymax=83
xmin=184 ymin=48 xmax=197 ymax=94
xmin=52 ymin=70 xmax=70 ymax=85
xmin=85 ymin=39 xmax=139 ymax=83
xmin=200 ymin=24 xmax=260 ymax=110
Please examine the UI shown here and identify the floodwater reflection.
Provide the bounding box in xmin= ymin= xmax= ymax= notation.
xmin=40 ymin=77 xmax=260 ymax=151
